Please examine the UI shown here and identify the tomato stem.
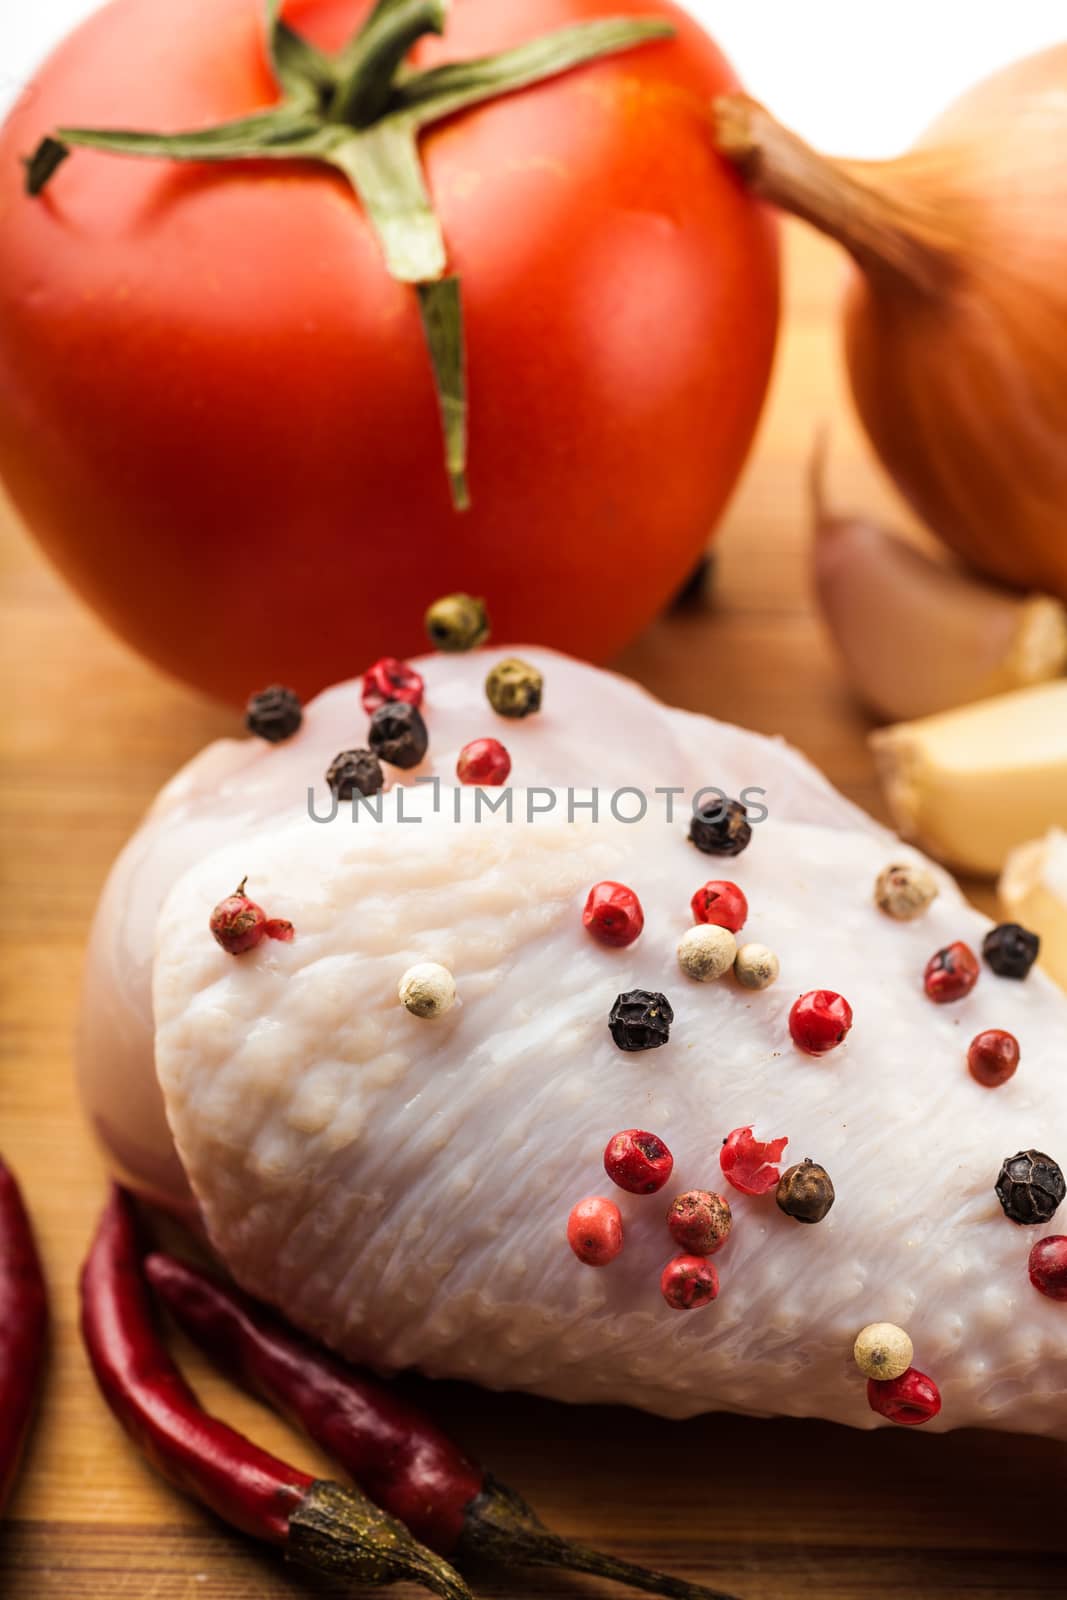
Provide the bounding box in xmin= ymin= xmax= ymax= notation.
xmin=25 ymin=3 xmax=674 ymax=509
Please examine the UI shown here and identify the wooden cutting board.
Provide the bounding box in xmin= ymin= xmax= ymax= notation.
xmin=2 ymin=222 xmax=1062 ymax=1600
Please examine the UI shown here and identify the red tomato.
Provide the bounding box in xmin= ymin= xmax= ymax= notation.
xmin=0 ymin=0 xmax=777 ymax=704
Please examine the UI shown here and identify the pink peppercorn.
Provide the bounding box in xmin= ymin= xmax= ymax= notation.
xmin=666 ymin=1190 xmax=732 ymax=1255
xmin=924 ymin=941 xmax=979 ymax=1004
xmin=456 ymin=737 xmax=511 ymax=786
xmin=967 ymin=1028 xmax=1020 ymax=1088
xmin=720 ymin=1126 xmax=788 ymax=1196
xmin=361 ymin=657 xmax=424 ymax=715
xmin=788 ymin=990 xmax=853 ymax=1055
xmin=582 ymin=882 xmax=644 ymax=949
xmin=603 ymin=1130 xmax=674 ymax=1195
xmin=661 ymin=1255 xmax=719 ymax=1311
xmin=690 ymin=880 xmax=748 ymax=934
xmin=867 ymin=1367 xmax=942 ymax=1426
xmin=209 ymin=879 xmax=294 ymax=955
xmin=1029 ymin=1235 xmax=1067 ymax=1301
xmin=567 ymin=1197 xmax=623 ymax=1266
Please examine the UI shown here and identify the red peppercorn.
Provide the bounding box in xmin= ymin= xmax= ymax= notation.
xmin=720 ymin=1126 xmax=788 ymax=1196
xmin=209 ymin=879 xmax=294 ymax=955
xmin=603 ymin=1130 xmax=674 ymax=1195
xmin=361 ymin=657 xmax=424 ymax=715
xmin=566 ymin=1197 xmax=623 ymax=1266
xmin=456 ymin=737 xmax=511 ymax=787
xmin=1028 ymin=1235 xmax=1067 ymax=1301
xmin=666 ymin=1190 xmax=732 ymax=1255
xmin=582 ymin=882 xmax=644 ymax=949
xmin=690 ymin=880 xmax=748 ymax=934
xmin=967 ymin=1028 xmax=1020 ymax=1088
xmin=923 ymin=941 xmax=979 ymax=1004
xmin=866 ymin=1367 xmax=942 ymax=1426
xmin=661 ymin=1255 xmax=719 ymax=1311
xmin=788 ymin=990 xmax=853 ymax=1055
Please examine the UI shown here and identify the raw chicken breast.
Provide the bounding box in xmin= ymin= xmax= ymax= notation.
xmin=79 ymin=651 xmax=1067 ymax=1436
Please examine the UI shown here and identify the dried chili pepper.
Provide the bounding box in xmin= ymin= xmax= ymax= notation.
xmin=146 ymin=1250 xmax=742 ymax=1600
xmin=0 ymin=1156 xmax=48 ymax=1513
xmin=81 ymin=1189 xmax=469 ymax=1598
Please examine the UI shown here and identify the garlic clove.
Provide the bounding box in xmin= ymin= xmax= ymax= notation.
xmin=870 ymin=682 xmax=1067 ymax=876
xmin=999 ymin=829 xmax=1067 ymax=992
xmin=811 ymin=445 xmax=1067 ymax=722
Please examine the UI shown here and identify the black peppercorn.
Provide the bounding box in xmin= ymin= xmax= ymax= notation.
xmin=608 ymin=989 xmax=674 ymax=1051
xmin=368 ymin=700 xmax=429 ymax=769
xmin=689 ymin=797 xmax=752 ymax=857
xmin=326 ymin=748 xmax=383 ymax=801
xmin=245 ymin=684 xmax=303 ymax=743
xmin=995 ymin=1149 xmax=1065 ymax=1225
xmin=775 ymin=1159 xmax=835 ymax=1224
xmin=982 ymin=922 xmax=1040 ymax=980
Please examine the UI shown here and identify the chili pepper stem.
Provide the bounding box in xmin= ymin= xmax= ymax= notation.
xmin=289 ymin=1481 xmax=471 ymax=1600
xmin=460 ymin=1478 xmax=742 ymax=1600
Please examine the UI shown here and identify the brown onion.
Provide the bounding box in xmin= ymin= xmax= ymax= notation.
xmin=714 ymin=48 xmax=1067 ymax=600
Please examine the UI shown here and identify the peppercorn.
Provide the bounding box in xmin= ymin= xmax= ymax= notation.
xmin=660 ymin=1255 xmax=719 ymax=1311
xmin=603 ymin=1130 xmax=674 ymax=1195
xmin=867 ymin=1367 xmax=942 ymax=1426
xmin=788 ymin=990 xmax=853 ymax=1054
xmin=666 ymin=1190 xmax=732 ymax=1256
xmin=424 ymin=592 xmax=488 ymax=652
xmin=361 ymin=657 xmax=424 ymax=716
xmin=995 ymin=1149 xmax=1066 ymax=1225
xmin=690 ymin=880 xmax=748 ymax=933
xmin=398 ymin=962 xmax=457 ymax=1019
xmin=326 ymin=748 xmax=384 ymax=800
xmin=209 ymin=878 xmax=294 ymax=955
xmin=733 ymin=942 xmax=780 ymax=991
xmin=775 ymin=1159 xmax=835 ymax=1223
xmin=923 ymin=941 xmax=979 ymax=1004
xmin=608 ymin=990 xmax=673 ymax=1051
xmin=244 ymin=684 xmax=303 ymax=743
xmin=853 ymin=1322 xmax=913 ymax=1381
xmin=567 ymin=1197 xmax=623 ymax=1266
xmin=688 ymin=798 xmax=751 ymax=857
xmin=874 ymin=861 xmax=938 ymax=920
xmin=982 ymin=922 xmax=1040 ymax=980
xmin=676 ymin=924 xmax=737 ymax=982
xmin=456 ymin=738 xmax=511 ymax=786
xmin=582 ymin=882 xmax=644 ymax=949
xmin=485 ymin=657 xmax=542 ymax=719
xmin=967 ymin=1028 xmax=1020 ymax=1088
xmin=368 ymin=700 xmax=429 ymax=769
xmin=1028 ymin=1235 xmax=1067 ymax=1301
xmin=720 ymin=1126 xmax=788 ymax=1196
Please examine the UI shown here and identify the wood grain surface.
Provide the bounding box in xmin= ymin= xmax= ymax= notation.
xmin=1 ymin=222 xmax=1057 ymax=1600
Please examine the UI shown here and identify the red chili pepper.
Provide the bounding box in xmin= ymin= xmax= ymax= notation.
xmin=146 ymin=1251 xmax=741 ymax=1600
xmin=0 ymin=1156 xmax=48 ymax=1514
xmin=82 ymin=1188 xmax=468 ymax=1597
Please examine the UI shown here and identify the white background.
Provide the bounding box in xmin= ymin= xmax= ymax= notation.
xmin=0 ymin=1 xmax=1063 ymax=154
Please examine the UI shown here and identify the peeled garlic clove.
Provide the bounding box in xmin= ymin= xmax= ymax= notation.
xmin=871 ymin=683 xmax=1067 ymax=876
xmin=1000 ymin=829 xmax=1067 ymax=991
xmin=812 ymin=448 xmax=1067 ymax=722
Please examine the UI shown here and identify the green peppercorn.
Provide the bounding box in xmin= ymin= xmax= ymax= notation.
xmin=424 ymin=593 xmax=489 ymax=653
xmin=368 ymin=700 xmax=429 ymax=769
xmin=485 ymin=657 xmax=543 ymax=719
xmin=326 ymin=748 xmax=383 ymax=800
xmin=245 ymin=684 xmax=303 ymax=743
xmin=775 ymin=1159 xmax=835 ymax=1224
